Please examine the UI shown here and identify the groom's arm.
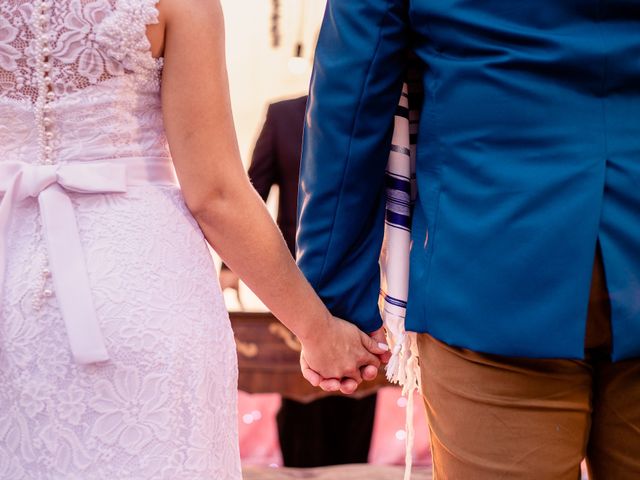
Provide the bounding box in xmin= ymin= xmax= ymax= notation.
xmin=296 ymin=0 xmax=409 ymax=334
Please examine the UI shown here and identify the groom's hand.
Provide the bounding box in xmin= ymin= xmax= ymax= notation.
xmin=369 ymin=327 xmax=392 ymax=365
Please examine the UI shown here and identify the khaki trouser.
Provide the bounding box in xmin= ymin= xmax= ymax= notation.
xmin=418 ymin=248 xmax=640 ymax=479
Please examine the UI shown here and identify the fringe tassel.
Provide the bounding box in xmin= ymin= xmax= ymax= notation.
xmin=384 ymin=314 xmax=421 ymax=480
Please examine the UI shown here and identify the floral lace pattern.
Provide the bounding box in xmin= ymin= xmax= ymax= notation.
xmin=0 ymin=1 xmax=242 ymax=478
xmin=0 ymin=0 xmax=161 ymax=102
xmin=51 ymin=0 xmax=126 ymax=84
xmin=1 ymin=189 xmax=242 ymax=479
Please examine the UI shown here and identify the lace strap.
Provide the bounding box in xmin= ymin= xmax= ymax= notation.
xmin=94 ymin=0 xmax=162 ymax=74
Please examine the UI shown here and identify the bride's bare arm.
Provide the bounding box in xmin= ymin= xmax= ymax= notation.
xmin=156 ymin=0 xmax=384 ymax=389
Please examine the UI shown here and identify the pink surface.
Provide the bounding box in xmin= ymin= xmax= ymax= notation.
xmin=238 ymin=391 xmax=283 ymax=466
xmin=239 ymin=387 xmax=432 ymax=467
xmin=369 ymin=388 xmax=432 ymax=466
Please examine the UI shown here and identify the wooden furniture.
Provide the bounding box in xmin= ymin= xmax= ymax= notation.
xmin=230 ymin=311 xmax=389 ymax=403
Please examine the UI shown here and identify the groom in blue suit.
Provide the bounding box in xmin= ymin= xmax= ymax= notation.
xmin=297 ymin=1 xmax=640 ymax=478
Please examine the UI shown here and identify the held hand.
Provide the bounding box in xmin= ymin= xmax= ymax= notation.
xmin=299 ymin=317 xmax=389 ymax=394
xmin=301 ymin=353 xmax=381 ymax=395
xmin=311 ymin=327 xmax=389 ymax=393
xmin=369 ymin=327 xmax=392 ymax=365
xmin=301 ymin=353 xmax=355 ymax=394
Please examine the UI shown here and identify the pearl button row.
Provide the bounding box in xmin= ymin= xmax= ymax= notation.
xmin=33 ymin=0 xmax=55 ymax=166
xmin=31 ymin=0 xmax=56 ymax=310
xmin=32 ymin=244 xmax=54 ymax=312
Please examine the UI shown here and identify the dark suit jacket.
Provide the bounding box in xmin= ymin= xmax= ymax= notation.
xmin=249 ymin=96 xmax=307 ymax=256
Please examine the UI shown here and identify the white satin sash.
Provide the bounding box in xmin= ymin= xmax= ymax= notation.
xmin=0 ymin=157 xmax=178 ymax=364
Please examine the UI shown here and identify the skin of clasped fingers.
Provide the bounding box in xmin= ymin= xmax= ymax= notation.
xmin=299 ymin=316 xmax=380 ymax=382
xmin=301 ymin=350 xmax=359 ymax=394
xmin=299 ymin=352 xmax=322 ymax=387
xmin=338 ymin=378 xmax=359 ymax=395
xmin=300 ymin=351 xmax=351 ymax=393
xmin=361 ymin=364 xmax=379 ymax=382
xmin=322 ymin=379 xmax=343 ymax=393
xmin=300 ymin=351 xmax=343 ymax=392
xmin=303 ymin=355 xmax=380 ymax=395
xmin=318 ymin=377 xmax=351 ymax=393
xmin=309 ymin=362 xmax=370 ymax=395
xmin=368 ymin=327 xmax=392 ymax=364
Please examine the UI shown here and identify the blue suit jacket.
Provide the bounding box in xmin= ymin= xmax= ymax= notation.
xmin=296 ymin=0 xmax=640 ymax=361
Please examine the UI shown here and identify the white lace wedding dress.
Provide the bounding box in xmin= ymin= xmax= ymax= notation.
xmin=0 ymin=1 xmax=242 ymax=478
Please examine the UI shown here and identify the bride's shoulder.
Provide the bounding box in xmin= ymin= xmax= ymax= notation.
xmin=160 ymin=0 xmax=223 ymax=27
xmin=155 ymin=0 xmax=224 ymax=63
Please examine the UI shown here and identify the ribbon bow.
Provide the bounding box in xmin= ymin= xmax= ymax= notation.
xmin=0 ymin=161 xmax=129 ymax=364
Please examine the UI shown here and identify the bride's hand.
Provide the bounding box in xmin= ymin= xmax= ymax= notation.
xmin=300 ymin=354 xmax=378 ymax=395
xmin=299 ymin=316 xmax=389 ymax=394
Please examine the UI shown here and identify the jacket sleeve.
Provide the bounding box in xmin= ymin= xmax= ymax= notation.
xmin=296 ymin=0 xmax=409 ymax=333
xmin=248 ymin=105 xmax=278 ymax=201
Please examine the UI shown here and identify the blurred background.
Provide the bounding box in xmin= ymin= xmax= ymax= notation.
xmin=218 ymin=0 xmax=321 ymax=310
xmin=223 ymin=0 xmax=322 ymax=161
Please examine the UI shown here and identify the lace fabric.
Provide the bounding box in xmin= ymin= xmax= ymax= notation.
xmin=0 ymin=1 xmax=242 ymax=478
xmin=0 ymin=0 xmax=160 ymax=103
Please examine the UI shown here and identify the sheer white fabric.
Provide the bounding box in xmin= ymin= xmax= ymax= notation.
xmin=0 ymin=1 xmax=241 ymax=478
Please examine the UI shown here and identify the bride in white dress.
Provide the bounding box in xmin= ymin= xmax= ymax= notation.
xmin=0 ymin=0 xmax=386 ymax=478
